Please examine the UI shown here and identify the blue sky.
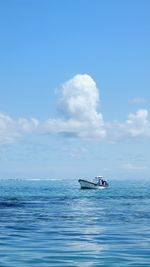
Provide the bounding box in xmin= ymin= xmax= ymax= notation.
xmin=0 ymin=0 xmax=150 ymax=179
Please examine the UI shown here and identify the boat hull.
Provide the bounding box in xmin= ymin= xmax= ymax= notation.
xmin=78 ymin=179 xmax=108 ymax=189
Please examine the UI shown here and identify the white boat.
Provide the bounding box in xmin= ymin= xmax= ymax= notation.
xmin=78 ymin=176 xmax=109 ymax=189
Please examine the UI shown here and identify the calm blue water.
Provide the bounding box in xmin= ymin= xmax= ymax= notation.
xmin=0 ymin=178 xmax=150 ymax=267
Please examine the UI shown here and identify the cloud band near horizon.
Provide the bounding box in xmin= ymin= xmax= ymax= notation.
xmin=0 ymin=74 xmax=149 ymax=144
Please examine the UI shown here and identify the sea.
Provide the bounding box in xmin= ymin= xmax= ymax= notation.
xmin=0 ymin=178 xmax=150 ymax=267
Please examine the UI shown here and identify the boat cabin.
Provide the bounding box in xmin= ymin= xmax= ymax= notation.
xmin=93 ymin=176 xmax=108 ymax=186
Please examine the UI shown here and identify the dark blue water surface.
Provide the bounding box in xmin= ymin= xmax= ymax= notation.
xmin=0 ymin=178 xmax=150 ymax=267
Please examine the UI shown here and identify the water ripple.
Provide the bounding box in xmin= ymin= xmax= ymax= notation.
xmin=0 ymin=179 xmax=150 ymax=266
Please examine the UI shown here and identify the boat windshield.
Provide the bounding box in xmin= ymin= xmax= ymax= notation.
xmin=93 ymin=176 xmax=102 ymax=183
xmin=95 ymin=176 xmax=102 ymax=179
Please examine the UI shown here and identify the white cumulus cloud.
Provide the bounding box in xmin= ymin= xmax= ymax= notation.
xmin=43 ymin=74 xmax=106 ymax=139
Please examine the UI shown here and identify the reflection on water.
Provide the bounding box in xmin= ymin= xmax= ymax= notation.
xmin=0 ymin=179 xmax=150 ymax=266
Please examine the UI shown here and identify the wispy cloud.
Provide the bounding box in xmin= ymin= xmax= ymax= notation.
xmin=106 ymin=109 xmax=150 ymax=141
xmin=69 ymin=147 xmax=88 ymax=159
xmin=122 ymin=163 xmax=147 ymax=171
xmin=0 ymin=113 xmax=39 ymax=145
xmin=118 ymin=109 xmax=150 ymax=138
xmin=131 ymin=97 xmax=147 ymax=104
